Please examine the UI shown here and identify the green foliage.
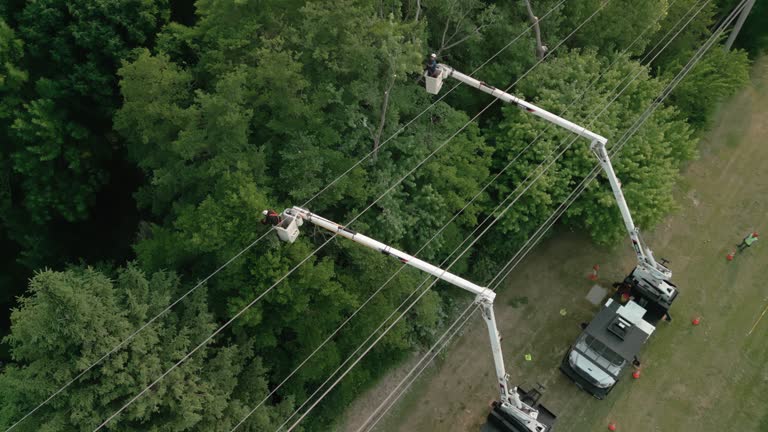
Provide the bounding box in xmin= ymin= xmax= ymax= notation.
xmin=114 ymin=3 xmax=467 ymax=428
xmin=646 ymin=0 xmax=718 ymax=69
xmin=0 ymin=264 xmax=293 ymax=431
xmin=0 ymin=0 xmax=170 ymax=268
xmin=0 ymin=19 xmax=26 ymax=121
xmin=423 ymin=0 xmax=500 ymax=56
xmin=488 ymin=50 xmax=696 ymax=246
xmin=2 ymin=0 xmax=766 ymax=431
xmin=561 ymin=0 xmax=668 ymax=56
xmin=667 ymin=47 xmax=751 ymax=128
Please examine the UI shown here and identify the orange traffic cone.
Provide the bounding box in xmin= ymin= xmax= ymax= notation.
xmin=589 ymin=264 xmax=599 ymax=281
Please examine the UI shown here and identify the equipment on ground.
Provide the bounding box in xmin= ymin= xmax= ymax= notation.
xmin=270 ymin=207 xmax=555 ymax=432
xmin=559 ymin=291 xmax=660 ymax=398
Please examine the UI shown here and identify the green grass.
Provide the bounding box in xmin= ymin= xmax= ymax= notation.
xmin=507 ymin=295 xmax=529 ymax=308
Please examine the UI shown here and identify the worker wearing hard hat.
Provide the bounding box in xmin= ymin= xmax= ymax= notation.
xmin=261 ymin=209 xmax=282 ymax=226
xmin=426 ymin=53 xmax=438 ymax=77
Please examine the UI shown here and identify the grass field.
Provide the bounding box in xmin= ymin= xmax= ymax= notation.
xmin=340 ymin=56 xmax=768 ymax=432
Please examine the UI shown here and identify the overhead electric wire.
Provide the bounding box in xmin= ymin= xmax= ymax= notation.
xmin=266 ymin=1 xmax=665 ymax=428
xmin=300 ymin=0 xmax=567 ymax=208
xmin=104 ymin=0 xmax=723 ymax=428
xmin=282 ymin=0 xmax=715 ymax=428
xmin=89 ymin=4 xmax=581 ymax=431
xmin=354 ymin=0 xmax=708 ymax=426
xmin=2 ymin=230 xmax=273 ymax=432
xmin=356 ymin=2 xmax=747 ymax=429
xmin=4 ymin=4 xmax=567 ymax=432
xmin=273 ymin=3 xmax=621 ymax=430
xmin=228 ymin=3 xmax=620 ymax=430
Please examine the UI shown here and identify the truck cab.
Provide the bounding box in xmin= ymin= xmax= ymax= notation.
xmin=560 ymin=296 xmax=657 ymax=399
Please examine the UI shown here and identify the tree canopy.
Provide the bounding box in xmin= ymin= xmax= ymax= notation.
xmin=0 ymin=264 xmax=294 ymax=431
xmin=0 ymin=0 xmax=763 ymax=430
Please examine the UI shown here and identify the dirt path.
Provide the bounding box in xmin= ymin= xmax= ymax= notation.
xmin=339 ymin=57 xmax=768 ymax=432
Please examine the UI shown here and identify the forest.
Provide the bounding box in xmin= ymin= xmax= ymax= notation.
xmin=0 ymin=0 xmax=765 ymax=430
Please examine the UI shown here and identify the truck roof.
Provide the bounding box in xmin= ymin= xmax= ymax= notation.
xmin=584 ymin=298 xmax=655 ymax=362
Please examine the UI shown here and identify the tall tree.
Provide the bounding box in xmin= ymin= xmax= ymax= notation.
xmin=0 ymin=0 xmax=170 ymax=269
xmin=485 ymin=50 xmax=696 ymax=253
xmin=0 ymin=264 xmax=294 ymax=431
xmin=114 ymin=3 xmax=474 ymax=429
xmin=560 ymin=0 xmax=667 ymax=56
xmin=666 ymin=47 xmax=750 ymax=128
xmin=645 ymin=0 xmax=718 ymax=69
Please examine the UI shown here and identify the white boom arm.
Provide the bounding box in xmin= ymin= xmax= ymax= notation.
xmin=273 ymin=206 xmax=549 ymax=432
xmin=426 ymin=64 xmax=676 ymax=306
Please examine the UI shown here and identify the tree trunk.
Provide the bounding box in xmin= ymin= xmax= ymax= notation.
xmin=524 ymin=0 xmax=547 ymax=59
xmin=372 ymin=77 xmax=395 ymax=160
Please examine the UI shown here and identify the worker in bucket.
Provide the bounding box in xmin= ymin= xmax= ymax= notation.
xmin=261 ymin=209 xmax=282 ymax=226
xmin=425 ymin=53 xmax=438 ymax=77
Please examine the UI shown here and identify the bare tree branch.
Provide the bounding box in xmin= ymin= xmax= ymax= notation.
xmin=435 ymin=0 xmax=496 ymax=56
xmin=439 ymin=8 xmax=453 ymax=53
xmin=440 ymin=23 xmax=487 ymax=53
xmin=372 ymin=74 xmax=395 ymax=160
xmin=524 ymin=0 xmax=548 ymax=59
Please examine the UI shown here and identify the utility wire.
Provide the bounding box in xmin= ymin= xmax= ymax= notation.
xmin=249 ymin=0 xmax=673 ymax=428
xmin=357 ymin=2 xmax=746 ymax=429
xmin=274 ymin=3 xmax=616 ymax=430
xmin=355 ymin=1 xmax=708 ymax=426
xmin=3 ymin=230 xmax=272 ymax=432
xmin=228 ymin=2 xmax=615 ymax=431
xmin=299 ymin=0 xmax=567 ymax=208
xmin=286 ymin=0 xmax=713 ymax=428
xmin=4 ymin=3 xmax=567 ymax=432
xmin=89 ymin=3 xmax=575 ymax=431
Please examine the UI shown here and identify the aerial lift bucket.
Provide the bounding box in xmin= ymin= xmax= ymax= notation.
xmin=275 ymin=214 xmax=303 ymax=243
xmin=425 ymin=68 xmax=444 ymax=95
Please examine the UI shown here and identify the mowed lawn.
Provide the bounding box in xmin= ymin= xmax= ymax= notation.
xmin=357 ymin=56 xmax=768 ymax=432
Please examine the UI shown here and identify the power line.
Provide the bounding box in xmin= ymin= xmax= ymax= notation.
xmin=356 ymin=2 xmax=747 ymax=429
xmin=300 ymin=0 xmax=567 ymax=208
xmin=227 ymin=3 xmax=612 ymax=431
xmin=4 ymin=4 xmax=568 ymax=432
xmin=288 ymin=0 xmax=716 ymax=428
xmin=273 ymin=3 xmax=618 ymax=430
xmin=89 ymin=4 xmax=577 ymax=431
xmin=259 ymin=0 xmax=672 ymax=427
xmin=101 ymin=0 xmax=724 ymax=427
xmin=353 ymin=1 xmax=709 ymax=427
xmin=3 ymin=230 xmax=272 ymax=432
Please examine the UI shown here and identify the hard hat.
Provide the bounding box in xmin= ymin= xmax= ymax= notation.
xmin=262 ymin=210 xmax=269 ymax=216
xmin=430 ymin=53 xmax=436 ymax=58
xmin=754 ymin=232 xmax=759 ymax=237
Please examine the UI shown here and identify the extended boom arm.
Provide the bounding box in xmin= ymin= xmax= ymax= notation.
xmin=271 ymin=206 xmax=550 ymax=432
xmin=426 ymin=64 xmax=676 ymax=306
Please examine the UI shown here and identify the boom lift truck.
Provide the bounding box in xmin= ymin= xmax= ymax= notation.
xmin=423 ymin=63 xmax=679 ymax=398
xmin=268 ymin=207 xmax=556 ymax=432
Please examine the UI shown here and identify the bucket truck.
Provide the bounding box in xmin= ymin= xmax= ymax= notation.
xmin=269 ymin=207 xmax=556 ymax=432
xmin=424 ymin=63 xmax=678 ymax=398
